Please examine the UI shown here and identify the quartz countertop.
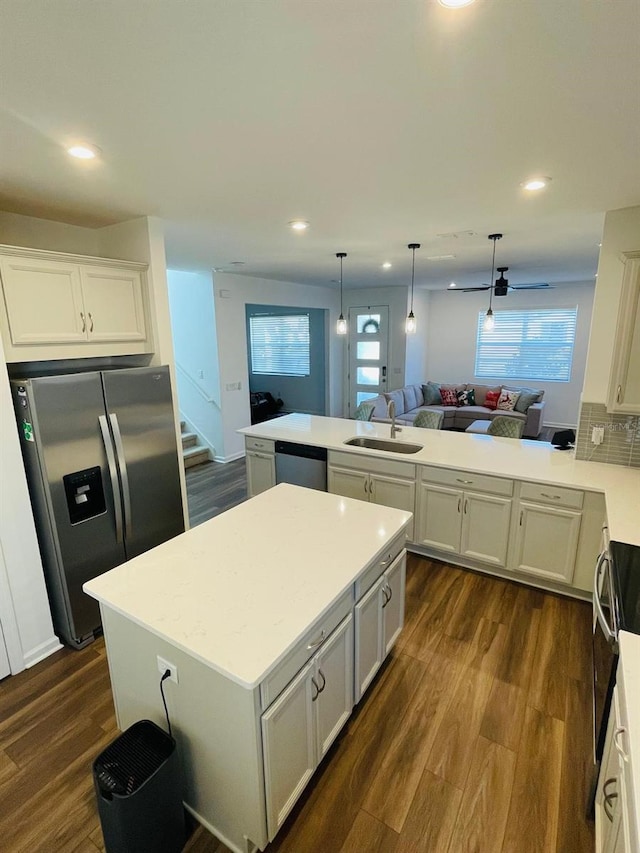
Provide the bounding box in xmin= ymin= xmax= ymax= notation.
xmin=84 ymin=483 xmax=411 ymax=688
xmin=240 ymin=414 xmax=640 ymax=546
xmin=617 ymin=631 xmax=640 ymax=850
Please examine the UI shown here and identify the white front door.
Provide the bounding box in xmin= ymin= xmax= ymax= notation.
xmin=347 ymin=306 xmax=389 ymax=416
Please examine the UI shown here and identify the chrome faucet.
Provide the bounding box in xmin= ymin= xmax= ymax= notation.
xmin=388 ymin=400 xmax=402 ymax=439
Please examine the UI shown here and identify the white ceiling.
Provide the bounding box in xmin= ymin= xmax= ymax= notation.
xmin=1 ymin=0 xmax=639 ymax=290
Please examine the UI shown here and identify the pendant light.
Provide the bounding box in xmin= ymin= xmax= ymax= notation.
xmin=483 ymin=233 xmax=502 ymax=332
xmin=406 ymin=243 xmax=420 ymax=334
xmin=336 ymin=252 xmax=347 ymax=335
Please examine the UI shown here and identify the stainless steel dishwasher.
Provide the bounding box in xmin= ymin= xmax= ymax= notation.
xmin=274 ymin=441 xmax=327 ymax=491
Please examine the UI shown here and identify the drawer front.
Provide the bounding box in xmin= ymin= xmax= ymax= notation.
xmin=420 ymin=465 xmax=513 ymax=497
xmin=354 ymin=533 xmax=406 ymax=601
xmin=520 ymin=481 xmax=584 ymax=509
xmin=245 ymin=436 xmax=275 ymax=453
xmin=329 ymin=450 xmax=415 ymax=481
xmin=260 ymin=589 xmax=353 ymax=710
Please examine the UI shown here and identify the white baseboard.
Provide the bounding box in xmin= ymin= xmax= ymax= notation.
xmin=24 ymin=635 xmax=63 ymax=668
xmin=215 ymin=450 xmax=245 ymax=463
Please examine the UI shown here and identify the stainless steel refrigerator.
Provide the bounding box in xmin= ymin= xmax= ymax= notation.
xmin=11 ymin=366 xmax=185 ymax=648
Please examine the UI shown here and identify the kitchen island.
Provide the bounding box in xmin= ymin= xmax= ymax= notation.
xmin=84 ymin=483 xmax=412 ymax=853
xmin=241 ymin=414 xmax=640 ymax=597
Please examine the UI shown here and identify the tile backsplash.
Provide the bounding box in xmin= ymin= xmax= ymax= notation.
xmin=575 ymin=402 xmax=640 ymax=467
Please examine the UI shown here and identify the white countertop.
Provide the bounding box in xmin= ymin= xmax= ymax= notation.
xmin=618 ymin=631 xmax=640 ymax=849
xmin=241 ymin=414 xmax=640 ymax=546
xmin=84 ymin=483 xmax=411 ymax=689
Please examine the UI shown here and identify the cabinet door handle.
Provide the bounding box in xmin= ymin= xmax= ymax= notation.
xmin=307 ymin=629 xmax=326 ymax=651
xmin=463 ymin=499 xmax=468 ymax=515
xmin=317 ymin=669 xmax=326 ymax=693
xmin=311 ymin=676 xmax=320 ymax=701
xmin=519 ymin=510 xmax=523 ymax=526
xmin=80 ymin=311 xmax=86 ymax=332
xmin=88 ymin=312 xmax=94 ymax=332
xmin=603 ymin=778 xmax=618 ymax=822
xmin=541 ymin=492 xmax=561 ymax=500
xmin=386 ymin=583 xmax=393 ymax=603
xmin=614 ymin=726 xmax=628 ymax=761
xmin=457 ymin=496 xmax=462 ymax=514
xmin=616 ymin=385 xmax=622 ymax=404
xmin=456 ymin=478 xmax=473 ymax=485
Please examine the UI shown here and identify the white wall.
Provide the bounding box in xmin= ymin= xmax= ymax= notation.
xmin=214 ymin=273 xmax=341 ymax=461
xmin=0 ymin=210 xmax=100 ymax=255
xmin=582 ymin=204 xmax=640 ymax=402
xmin=425 ymin=283 xmax=595 ymax=427
xmin=167 ymin=269 xmax=223 ymax=459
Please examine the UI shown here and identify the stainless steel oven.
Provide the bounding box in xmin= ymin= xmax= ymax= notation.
xmin=590 ymin=532 xmax=640 ymax=811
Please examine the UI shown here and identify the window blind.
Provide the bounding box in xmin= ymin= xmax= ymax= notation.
xmin=475 ymin=308 xmax=578 ymax=382
xmin=249 ymin=314 xmax=310 ymax=376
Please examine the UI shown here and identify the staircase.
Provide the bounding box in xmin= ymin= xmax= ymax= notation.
xmin=181 ymin=421 xmax=210 ymax=469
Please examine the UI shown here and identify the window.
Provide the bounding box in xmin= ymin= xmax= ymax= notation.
xmin=475 ymin=308 xmax=578 ymax=382
xmin=249 ymin=313 xmax=310 ymax=376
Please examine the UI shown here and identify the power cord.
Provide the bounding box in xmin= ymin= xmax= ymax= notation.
xmin=159 ymin=669 xmax=173 ymax=738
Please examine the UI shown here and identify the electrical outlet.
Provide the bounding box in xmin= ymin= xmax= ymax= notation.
xmin=157 ymin=656 xmax=178 ymax=684
xmin=591 ymin=426 xmax=605 ymax=445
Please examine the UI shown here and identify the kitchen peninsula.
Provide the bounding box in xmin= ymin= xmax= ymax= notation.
xmin=84 ymin=483 xmax=412 ymax=853
xmin=241 ymin=414 xmax=640 ymax=597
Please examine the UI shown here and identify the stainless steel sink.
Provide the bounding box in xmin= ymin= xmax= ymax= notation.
xmin=344 ymin=436 xmax=423 ymax=454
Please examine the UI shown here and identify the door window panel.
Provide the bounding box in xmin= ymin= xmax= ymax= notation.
xmin=357 ymin=341 xmax=380 ymax=360
xmin=356 ymin=314 xmax=381 ymax=334
xmin=356 ymin=366 xmax=380 ymax=386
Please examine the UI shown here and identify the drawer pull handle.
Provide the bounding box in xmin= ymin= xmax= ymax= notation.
xmin=456 ymin=478 xmax=473 ymax=484
xmin=254 ymin=441 xmax=264 ymax=448
xmin=614 ymin=726 xmax=628 ymax=761
xmin=80 ymin=312 xmax=86 ymax=333
xmin=541 ymin=492 xmax=561 ymax=500
xmin=381 ymin=553 xmax=393 ymax=567
xmin=307 ymin=629 xmax=326 ymax=651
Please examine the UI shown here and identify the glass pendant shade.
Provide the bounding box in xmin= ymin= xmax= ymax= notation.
xmin=336 ymin=252 xmax=348 ymax=335
xmin=483 ymin=234 xmax=501 ymax=334
xmin=406 ymin=243 xmax=420 ymax=335
xmin=483 ymin=308 xmax=495 ymax=331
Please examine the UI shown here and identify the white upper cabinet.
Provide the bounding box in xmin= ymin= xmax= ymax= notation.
xmin=608 ymin=251 xmax=640 ymax=413
xmin=0 ymin=247 xmax=150 ymax=361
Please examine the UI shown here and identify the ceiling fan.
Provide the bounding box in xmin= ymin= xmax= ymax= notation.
xmin=448 ymin=233 xmax=554 ymax=296
xmin=451 ymin=267 xmax=554 ymax=296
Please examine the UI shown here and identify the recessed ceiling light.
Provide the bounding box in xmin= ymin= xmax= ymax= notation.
xmin=521 ymin=176 xmax=552 ymax=191
xmin=438 ymin=0 xmax=476 ymax=7
xmin=382 ymin=262 xmax=392 ymax=269
xmin=67 ymin=143 xmax=100 ymax=160
xmin=289 ymin=220 xmax=309 ymax=231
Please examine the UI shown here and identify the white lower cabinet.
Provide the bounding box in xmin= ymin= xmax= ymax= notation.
xmin=595 ymin=686 xmax=634 ymax=853
xmin=354 ymin=551 xmax=406 ymax=702
xmin=261 ymin=614 xmax=354 ymax=840
xmin=511 ymin=481 xmax=584 ymax=583
xmin=328 ymin=451 xmax=416 ymax=540
xmin=245 ymin=437 xmax=276 ymax=497
xmin=415 ymin=467 xmax=513 ymax=567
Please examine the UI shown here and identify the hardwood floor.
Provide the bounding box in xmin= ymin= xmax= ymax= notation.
xmin=0 ymin=553 xmax=594 ymax=852
xmin=185 ymin=458 xmax=248 ymax=526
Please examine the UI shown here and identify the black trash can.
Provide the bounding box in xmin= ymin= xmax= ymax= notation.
xmin=93 ymin=720 xmax=185 ymax=853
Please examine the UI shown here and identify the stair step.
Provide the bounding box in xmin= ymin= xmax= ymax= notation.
xmin=182 ymin=446 xmax=210 ymax=468
xmin=181 ymin=432 xmax=198 ymax=449
xmin=180 ymin=420 xmax=186 ymax=431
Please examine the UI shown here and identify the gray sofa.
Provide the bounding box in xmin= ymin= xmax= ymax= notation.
xmin=366 ymin=382 xmax=546 ymax=438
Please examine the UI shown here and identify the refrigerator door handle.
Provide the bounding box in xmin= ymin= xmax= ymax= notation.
xmin=98 ymin=415 xmax=124 ymax=544
xmin=109 ymin=413 xmax=133 ymax=542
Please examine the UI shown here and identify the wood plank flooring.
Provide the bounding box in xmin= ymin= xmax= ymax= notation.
xmin=0 ymin=554 xmax=594 ymax=852
xmin=185 ymin=458 xmax=248 ymax=526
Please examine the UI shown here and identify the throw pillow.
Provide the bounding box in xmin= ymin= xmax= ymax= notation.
xmin=456 ymin=389 xmax=476 ymax=406
xmin=484 ymin=390 xmax=500 ymax=410
xmin=497 ymin=389 xmax=521 ymax=411
xmin=514 ymin=390 xmax=541 ymax=414
xmin=422 ymin=382 xmax=442 ymax=405
xmin=440 ymin=387 xmax=458 ymax=406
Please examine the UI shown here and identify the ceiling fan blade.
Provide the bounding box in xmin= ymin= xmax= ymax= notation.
xmin=448 ymin=286 xmax=491 ymax=292
xmin=509 ymin=283 xmax=553 ymax=290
